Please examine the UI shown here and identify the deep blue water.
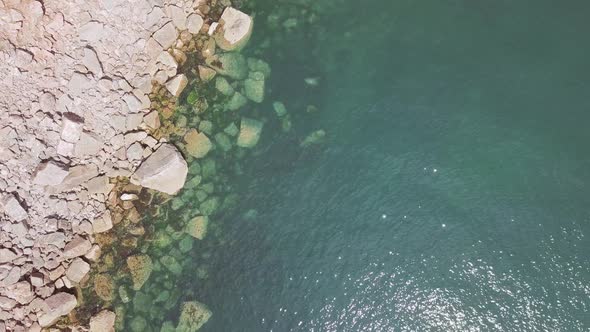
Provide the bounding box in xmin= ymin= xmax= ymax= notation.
xmin=198 ymin=1 xmax=590 ymax=330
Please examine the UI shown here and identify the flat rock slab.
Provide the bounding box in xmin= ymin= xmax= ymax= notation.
xmin=237 ymin=117 xmax=263 ymax=148
xmin=38 ymin=292 xmax=77 ymax=327
xmin=214 ymin=7 xmax=253 ymax=51
xmin=32 ymin=160 xmax=69 ymax=186
xmin=131 ymin=143 xmax=188 ymax=195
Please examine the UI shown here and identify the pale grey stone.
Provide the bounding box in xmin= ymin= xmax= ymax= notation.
xmin=37 ymin=292 xmax=77 ymax=327
xmin=0 ymin=194 xmax=27 ymax=221
xmin=130 ymin=143 xmax=187 ymax=195
xmin=214 ymin=7 xmax=253 ymax=51
xmin=89 ymin=310 xmax=116 ymax=332
xmin=63 ymin=236 xmax=92 ymax=258
xmin=153 ymin=22 xmax=178 ymax=49
xmin=65 ymin=258 xmax=90 ymax=283
xmin=32 ymin=161 xmax=69 ymax=186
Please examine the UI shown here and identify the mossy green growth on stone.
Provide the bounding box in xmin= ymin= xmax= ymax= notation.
xmin=244 ymin=72 xmax=265 ymax=103
xmin=155 ymin=290 xmax=170 ymax=303
xmin=133 ymin=291 xmax=152 ymax=313
xmin=176 ymin=301 xmax=212 ymax=332
xmin=186 ymin=90 xmax=199 ymax=105
xmin=153 ymin=231 xmax=173 ymax=248
xmin=226 ymin=92 xmax=248 ymax=111
xmin=188 ymin=162 xmax=201 ymax=175
xmin=198 ymin=120 xmax=213 ymax=135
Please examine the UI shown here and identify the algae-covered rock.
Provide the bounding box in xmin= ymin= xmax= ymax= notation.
xmin=247 ymin=57 xmax=271 ymax=78
xmin=198 ymin=120 xmax=213 ymax=135
xmin=215 ymin=76 xmax=234 ymax=96
xmin=214 ymin=132 xmax=232 ymax=152
xmin=224 ymin=123 xmax=239 ymax=136
xmin=201 ymin=159 xmax=216 ymax=179
xmin=176 ymin=301 xmax=212 ymax=332
xmin=244 ymin=71 xmax=265 ymax=103
xmin=185 ymin=216 xmax=208 ymax=240
xmin=133 ymin=291 xmax=152 ymax=313
xmin=154 ymin=231 xmax=173 ymax=248
xmin=273 ymin=101 xmax=287 ymax=117
xmin=184 ymin=129 xmax=212 ymax=158
xmin=225 ymin=92 xmax=248 ymax=111
xmin=186 ymin=90 xmax=198 ymax=105
xmin=214 ymin=7 xmax=253 ymax=51
xmin=206 ymin=52 xmax=248 ymax=80
xmin=300 ymin=129 xmax=326 ymax=148
xmin=127 ymin=254 xmax=153 ymax=290
xmin=119 ymin=285 xmax=131 ymax=303
xmin=130 ymin=316 xmax=148 ymax=332
xmin=178 ymin=236 xmax=194 ymax=253
xmin=185 ymin=175 xmax=202 ymax=190
xmin=237 ymin=117 xmax=263 ymax=148
xmin=198 ymin=65 xmax=216 ymax=82
xmin=160 ymin=255 xmax=183 ymax=275
xmin=200 ymin=197 xmax=219 ymax=216
xmin=94 ymin=273 xmax=115 ymax=301
xmin=161 ymin=320 xmax=176 ymax=332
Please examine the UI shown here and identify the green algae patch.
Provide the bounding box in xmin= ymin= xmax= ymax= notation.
xmin=176 ymin=301 xmax=212 ymax=332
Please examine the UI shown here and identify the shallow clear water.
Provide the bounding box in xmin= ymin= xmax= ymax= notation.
xmin=195 ymin=1 xmax=590 ymax=330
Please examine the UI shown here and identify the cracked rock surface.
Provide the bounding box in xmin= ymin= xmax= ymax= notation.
xmin=0 ymin=0 xmax=209 ymax=329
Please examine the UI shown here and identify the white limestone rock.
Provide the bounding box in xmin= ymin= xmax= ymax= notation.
xmin=214 ymin=7 xmax=253 ymax=51
xmin=61 ymin=113 xmax=84 ymax=143
xmin=75 ymin=131 xmax=102 ymax=157
xmin=167 ymin=5 xmax=187 ymax=30
xmin=165 ymin=74 xmax=188 ymax=97
xmin=63 ymin=236 xmax=92 ymax=258
xmin=32 ymin=161 xmax=69 ymax=186
xmin=83 ymin=47 xmax=103 ymax=77
xmin=0 ymin=194 xmax=27 ymax=221
xmin=89 ymin=310 xmax=116 ymax=332
xmin=0 ymin=249 xmax=17 ymax=263
xmin=37 ymin=292 xmax=77 ymax=327
xmin=187 ymin=14 xmax=204 ymax=34
xmin=92 ymin=213 xmax=113 ymax=233
xmin=65 ymin=258 xmax=90 ymax=283
xmin=130 ymin=143 xmax=188 ymax=195
xmin=153 ymin=22 xmax=178 ymax=49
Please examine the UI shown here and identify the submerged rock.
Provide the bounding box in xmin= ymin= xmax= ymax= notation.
xmin=131 ymin=144 xmax=188 ymax=195
xmin=94 ymin=274 xmax=115 ymax=301
xmin=214 ymin=7 xmax=253 ymax=51
xmin=237 ymin=117 xmax=263 ymax=148
xmin=126 ymin=254 xmax=153 ymax=290
xmin=198 ymin=65 xmax=216 ymax=82
xmin=206 ymin=52 xmax=248 ymax=80
xmin=215 ymin=76 xmax=234 ymax=96
xmin=185 ymin=216 xmax=208 ymax=240
xmin=226 ymin=92 xmax=248 ymax=111
xmin=300 ymin=129 xmax=326 ymax=148
xmin=184 ymin=129 xmax=212 ymax=158
xmin=176 ymin=301 xmax=212 ymax=332
xmin=273 ymin=101 xmax=287 ymax=117
xmin=244 ymin=71 xmax=265 ymax=103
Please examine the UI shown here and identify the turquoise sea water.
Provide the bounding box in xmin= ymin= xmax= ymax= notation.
xmin=193 ymin=1 xmax=590 ymax=330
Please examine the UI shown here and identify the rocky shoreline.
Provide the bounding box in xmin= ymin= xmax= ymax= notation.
xmin=0 ymin=0 xmax=263 ymax=330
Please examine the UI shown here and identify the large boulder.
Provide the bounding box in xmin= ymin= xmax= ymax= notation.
xmin=214 ymin=7 xmax=253 ymax=51
xmin=131 ymin=144 xmax=188 ymax=195
xmin=243 ymin=71 xmax=265 ymax=103
xmin=38 ymin=292 xmax=77 ymax=327
xmin=32 ymin=160 xmax=69 ymax=186
xmin=236 ymin=117 xmax=263 ymax=148
xmin=176 ymin=301 xmax=212 ymax=332
xmin=0 ymin=194 xmax=27 ymax=221
xmin=166 ymin=74 xmax=188 ymax=97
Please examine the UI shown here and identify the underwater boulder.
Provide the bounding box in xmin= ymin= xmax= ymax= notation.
xmin=176 ymin=301 xmax=212 ymax=332
xmin=184 ymin=129 xmax=212 ymax=158
xmin=237 ymin=117 xmax=263 ymax=148
xmin=244 ymin=71 xmax=265 ymax=103
xmin=206 ymin=52 xmax=248 ymax=80
xmin=185 ymin=216 xmax=208 ymax=240
xmin=126 ymin=254 xmax=153 ymax=290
